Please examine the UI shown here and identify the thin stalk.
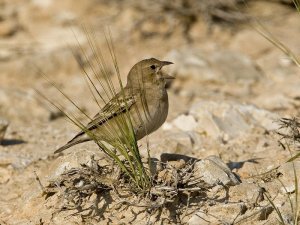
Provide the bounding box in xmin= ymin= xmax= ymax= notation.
xmin=293 ymin=0 xmax=300 ymax=12
xmin=253 ymin=21 xmax=300 ymax=68
xmin=264 ymin=192 xmax=285 ymax=224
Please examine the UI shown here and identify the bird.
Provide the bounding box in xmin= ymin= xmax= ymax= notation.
xmin=55 ymin=58 xmax=174 ymax=153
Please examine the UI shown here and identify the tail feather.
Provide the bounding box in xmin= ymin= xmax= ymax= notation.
xmin=54 ymin=137 xmax=90 ymax=154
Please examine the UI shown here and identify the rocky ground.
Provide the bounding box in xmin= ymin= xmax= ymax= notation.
xmin=1 ymin=0 xmax=300 ymax=224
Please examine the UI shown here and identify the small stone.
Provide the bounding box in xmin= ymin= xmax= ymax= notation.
xmin=209 ymin=50 xmax=261 ymax=83
xmin=235 ymin=162 xmax=259 ymax=179
xmin=161 ymin=122 xmax=173 ymax=130
xmin=156 ymin=131 xmax=193 ymax=154
xmin=278 ymin=161 xmax=300 ymax=193
xmin=255 ymin=206 xmax=274 ymax=221
xmin=47 ymin=150 xmax=104 ymax=180
xmin=229 ymin=29 xmax=271 ymax=58
xmin=186 ymin=131 xmax=202 ymax=149
xmin=0 ymin=20 xmax=19 ymax=37
xmin=54 ymin=11 xmax=77 ymax=25
xmin=166 ymin=47 xmax=262 ymax=83
xmin=32 ymin=0 xmax=53 ymax=8
xmin=157 ymin=169 xmax=173 ymax=184
xmin=166 ymin=48 xmax=212 ymax=81
xmin=0 ymin=167 xmax=12 ymax=184
xmin=189 ymin=101 xmax=279 ymax=141
xmin=194 ymin=155 xmax=240 ymax=186
xmin=167 ymin=159 xmax=186 ymax=170
xmin=0 ymin=49 xmax=13 ymax=61
xmin=272 ymin=198 xmax=295 ymax=225
xmin=172 ymin=115 xmax=198 ymax=131
xmin=189 ymin=211 xmax=216 ymax=225
xmin=189 ymin=202 xmax=247 ymax=225
xmin=229 ymin=182 xmax=264 ymax=204
xmin=48 ymin=110 xmax=64 ymax=121
xmin=255 ymin=93 xmax=295 ymax=111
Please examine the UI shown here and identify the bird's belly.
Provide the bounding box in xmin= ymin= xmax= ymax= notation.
xmin=134 ymin=98 xmax=169 ymax=140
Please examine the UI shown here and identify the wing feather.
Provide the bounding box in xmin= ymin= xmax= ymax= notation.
xmin=72 ymin=92 xmax=136 ymax=139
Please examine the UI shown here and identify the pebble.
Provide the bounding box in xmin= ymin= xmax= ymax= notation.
xmin=194 ymin=155 xmax=240 ymax=186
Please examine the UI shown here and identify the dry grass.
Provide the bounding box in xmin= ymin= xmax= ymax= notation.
xmin=44 ymin=156 xmax=212 ymax=223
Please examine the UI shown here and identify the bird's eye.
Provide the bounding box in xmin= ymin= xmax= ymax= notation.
xmin=150 ymin=65 xmax=156 ymax=70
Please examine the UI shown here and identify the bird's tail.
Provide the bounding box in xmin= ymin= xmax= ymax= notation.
xmin=54 ymin=137 xmax=90 ymax=154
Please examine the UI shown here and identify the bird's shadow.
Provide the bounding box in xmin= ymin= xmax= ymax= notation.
xmin=227 ymin=158 xmax=262 ymax=170
xmin=160 ymin=153 xmax=198 ymax=163
xmin=0 ymin=139 xmax=26 ymax=146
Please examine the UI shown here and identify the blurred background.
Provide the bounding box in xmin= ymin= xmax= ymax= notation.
xmin=1 ymin=0 xmax=300 ymax=223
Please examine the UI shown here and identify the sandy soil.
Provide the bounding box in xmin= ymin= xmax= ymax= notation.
xmin=1 ymin=0 xmax=300 ymax=224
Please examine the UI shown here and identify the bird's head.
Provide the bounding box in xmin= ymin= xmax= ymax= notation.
xmin=126 ymin=58 xmax=174 ymax=88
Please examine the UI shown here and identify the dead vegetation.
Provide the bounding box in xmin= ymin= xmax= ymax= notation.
xmin=273 ymin=117 xmax=300 ymax=161
xmin=277 ymin=118 xmax=300 ymax=146
xmin=44 ymin=156 xmax=213 ymax=223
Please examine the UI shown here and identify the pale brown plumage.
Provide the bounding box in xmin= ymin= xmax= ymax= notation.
xmin=55 ymin=58 xmax=174 ymax=153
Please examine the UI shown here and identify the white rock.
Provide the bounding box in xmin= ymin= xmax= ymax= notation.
xmin=172 ymin=114 xmax=198 ymax=131
xmin=186 ymin=131 xmax=202 ymax=149
xmin=189 ymin=211 xmax=214 ymax=225
xmin=166 ymin=47 xmax=262 ymax=83
xmin=229 ymin=182 xmax=264 ymax=203
xmin=142 ymin=131 xmax=194 ymax=158
xmin=166 ymin=48 xmax=213 ymax=81
xmin=0 ymin=167 xmax=12 ymax=184
xmin=278 ymin=161 xmax=300 ymax=193
xmin=31 ymin=0 xmax=53 ymax=8
xmin=194 ymin=155 xmax=240 ymax=186
xmin=46 ymin=150 xmax=104 ymax=180
xmin=162 ymin=122 xmax=173 ymax=130
xmin=229 ymin=29 xmax=271 ymax=57
xmin=189 ymin=202 xmax=247 ymax=225
xmin=254 ymin=93 xmax=295 ymax=111
xmin=189 ymin=100 xmax=279 ymax=140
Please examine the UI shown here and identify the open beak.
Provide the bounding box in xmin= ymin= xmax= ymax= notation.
xmin=161 ymin=61 xmax=173 ymax=66
xmin=160 ymin=61 xmax=175 ymax=79
xmin=162 ymin=74 xmax=175 ymax=80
